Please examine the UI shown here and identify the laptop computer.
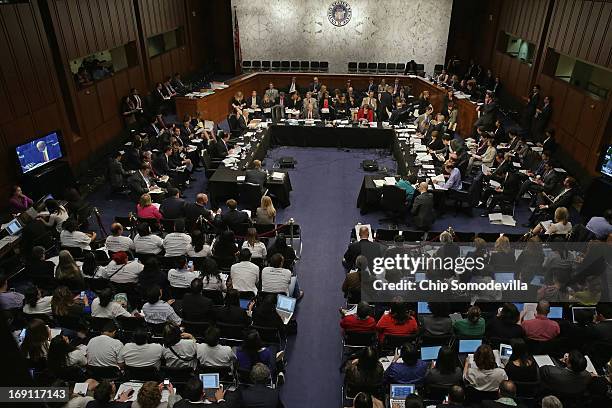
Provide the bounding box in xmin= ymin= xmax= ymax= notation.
xmin=239 ymin=299 xmax=251 ymax=310
xmin=548 ymin=306 xmax=563 ymax=319
xmin=459 ymin=339 xmax=482 ymax=353
xmin=199 ymin=373 xmax=220 ymax=396
xmin=530 ymin=275 xmax=545 ymax=286
xmin=571 ymin=306 xmax=596 ymax=323
xmin=417 ymin=302 xmax=431 ymax=314
xmin=389 ymin=384 xmax=415 ymax=407
xmin=4 ymin=218 xmax=23 ymax=236
xmin=414 ymin=273 xmax=426 ymax=282
xmin=276 ymin=294 xmax=297 ymax=324
xmin=499 ymin=343 xmax=513 ymax=365
xmin=494 ymin=272 xmax=514 ymax=284
xmin=420 ymin=346 xmax=441 ymax=361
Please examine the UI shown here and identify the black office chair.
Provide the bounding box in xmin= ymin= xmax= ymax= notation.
xmin=251 ymin=61 xmax=261 ymax=71
xmin=358 ymin=62 xmax=368 ymax=72
xmin=238 ymin=182 xmax=264 ymax=213
xmin=381 ymin=333 xmax=419 ymax=352
xmin=310 ymin=61 xmax=320 ymax=71
xmin=348 ymin=62 xmax=357 ymax=73
xmin=217 ymin=322 xmax=248 ymax=345
xmin=182 ymin=320 xmax=211 ymax=339
xmin=86 ymin=365 xmax=121 ymax=381
xmin=447 ymin=179 xmax=482 ymax=216
xmin=416 ymin=63 xmax=425 ymax=76
xmin=169 ymin=286 xmax=189 ymax=300
xmin=241 ymin=61 xmax=251 ymax=72
xmin=343 ymin=331 xmax=377 ymax=356
xmin=386 ymin=63 xmax=396 ymax=73
xmin=377 ymin=63 xmax=386 ymax=73
xmin=320 ymin=61 xmax=329 ymax=72
xmin=271 ymin=60 xmax=281 ymax=71
xmin=252 ymin=325 xmax=284 ymax=347
xmin=261 ymin=60 xmax=271 ymax=71
xmin=300 ymin=61 xmax=309 ymax=71
xmin=379 ymin=185 xmax=408 ymax=225
xmin=367 ymin=62 xmax=377 ymax=73
xmin=124 ymin=365 xmax=161 ymax=381
xmin=434 ymin=64 xmax=444 ymax=74
xmin=290 ymin=61 xmax=300 ymax=71
xmin=281 ymin=60 xmax=290 ymax=71
xmin=202 ymin=289 xmax=225 ymax=305
xmin=396 ymin=63 xmax=406 ymax=73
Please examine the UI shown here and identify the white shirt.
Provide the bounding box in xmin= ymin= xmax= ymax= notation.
xmin=201 ymin=275 xmax=226 ymax=292
xmin=120 ymin=343 xmax=163 ymax=368
xmin=196 ymin=343 xmax=235 ymax=367
xmin=230 ymin=261 xmax=260 ymax=294
xmin=23 ymin=296 xmax=53 ymax=315
xmin=105 ymin=235 xmax=135 ymax=252
xmin=261 ymin=266 xmax=292 ymax=295
xmin=242 ymin=241 xmax=267 ymax=259
xmin=91 ymin=298 xmax=131 ymax=318
xmin=134 ymin=234 xmax=164 ymax=254
xmin=142 ymin=300 xmax=181 ymax=325
xmin=163 ymin=233 xmax=192 ymax=257
xmin=187 ymin=244 xmax=212 ymax=258
xmin=86 ymin=334 xmax=124 ymax=367
xmin=97 ymin=261 xmax=143 ymax=283
xmin=67 ymin=345 xmax=87 ymax=367
xmin=168 ymin=268 xmax=200 ymax=288
xmin=60 ymin=230 xmax=92 ymax=250
xmin=163 ymin=339 xmax=198 ymax=368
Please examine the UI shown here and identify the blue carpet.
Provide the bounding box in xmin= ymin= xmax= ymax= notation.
xmin=87 ymin=147 xmax=536 ymax=408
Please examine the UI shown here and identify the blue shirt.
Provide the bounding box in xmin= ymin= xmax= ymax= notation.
xmin=443 ymin=168 xmax=462 ymax=190
xmin=396 ymin=180 xmax=416 ymax=200
xmin=384 ymin=359 xmax=428 ymax=385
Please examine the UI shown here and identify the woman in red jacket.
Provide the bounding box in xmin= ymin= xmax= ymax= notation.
xmin=357 ymin=104 xmax=374 ymax=123
xmin=376 ymin=302 xmax=419 ymax=342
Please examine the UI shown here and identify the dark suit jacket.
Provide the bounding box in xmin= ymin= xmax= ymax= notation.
xmin=124 ymin=147 xmax=142 ymax=171
xmin=220 ymin=209 xmax=250 ymax=231
xmin=239 ymin=384 xmax=284 ymax=408
xmin=247 ymin=95 xmax=262 ymax=108
xmin=379 ymin=92 xmax=393 ymax=117
xmin=343 ymin=238 xmax=383 ymax=269
xmin=215 ymin=305 xmax=251 ymax=326
xmin=25 ymin=259 xmax=55 ymax=279
xmin=108 ymin=159 xmax=128 ymax=189
xmin=184 ymin=202 xmax=212 ymax=225
xmin=549 ymin=188 xmax=574 ymax=211
xmin=181 ymin=293 xmax=214 ymax=321
xmin=499 ymin=172 xmax=521 ymax=201
xmin=213 ymin=140 xmax=230 ymax=159
xmin=285 ymin=82 xmax=301 ymax=94
xmin=480 ymin=101 xmax=498 ymax=127
xmin=411 ymin=191 xmax=434 ymax=229
xmin=287 ymin=98 xmax=302 ymax=110
xmin=540 ymin=365 xmax=592 ymax=396
xmin=127 ymin=171 xmax=149 ymax=196
xmin=308 ymin=82 xmax=321 ymax=93
xmin=159 ymin=196 xmax=186 ymax=219
xmin=153 ymin=153 xmax=171 ymax=175
xmin=593 ymin=320 xmax=612 ymax=341
xmin=245 ymin=169 xmax=267 ymax=187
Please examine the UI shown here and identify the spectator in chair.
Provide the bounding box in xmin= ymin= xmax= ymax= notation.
xmin=421 ymin=302 xmax=452 ymax=336
xmin=216 ymin=199 xmax=249 ymax=231
xmin=342 ymin=255 xmax=368 ymax=299
xmin=60 ymin=219 xmax=96 ymax=250
xmin=23 ymin=285 xmax=53 ymax=316
xmin=520 ymin=300 xmax=560 ymax=341
xmin=162 ymin=322 xmax=197 ymax=369
xmin=240 ymin=363 xmax=285 ymax=408
xmin=105 ymin=223 xmax=134 ymax=253
xmin=214 ymin=289 xmax=251 ymax=326
xmin=8 ymin=185 xmax=33 ymax=214
xmin=256 ymin=196 xmax=276 ymax=225
xmin=137 ymin=193 xmax=163 ymax=221
xmin=0 ymin=273 xmax=25 ymax=310
xmin=411 ymin=182 xmax=434 ymax=231
xmin=91 ymin=288 xmax=131 ymax=319
xmin=245 ymin=159 xmax=267 ymax=190
xmin=425 ymin=346 xmax=463 ymax=386
xmin=168 ymin=256 xmax=200 ymax=289
xmin=463 ymin=344 xmax=507 ymax=392
xmin=266 ymin=233 xmax=297 ymax=271
xmin=539 ymin=350 xmax=592 ymax=396
xmin=163 ymin=219 xmax=192 ymax=257
xmin=453 ymin=305 xmax=485 ymax=337
xmin=119 ymin=326 xmax=163 ymax=369
xmin=159 ymin=187 xmax=186 ymax=220
xmin=230 ymin=248 xmax=260 ymax=295
xmin=86 ymin=321 xmax=124 ymax=369
xmin=242 ymin=228 xmax=267 ymax=261
xmin=384 ymin=342 xmax=428 ymax=385
xmin=376 ymin=301 xmax=419 ymax=342
xmin=96 ymin=251 xmax=143 ymax=284
xmin=142 ymin=285 xmax=181 ymax=325
xmin=485 ymin=303 xmax=525 ymax=340
xmin=481 ymin=380 xmax=526 ymax=408
xmin=344 ymin=346 xmax=384 ymax=394
xmin=504 ymin=339 xmax=538 ymax=383
xmin=196 ymin=326 xmax=236 ymax=368
xmin=352 ymin=392 xmax=384 ymax=408
xmin=24 ymin=246 xmax=55 ymax=281
xmin=340 ymin=301 xmax=376 ymax=333
xmin=134 ymin=223 xmax=164 ymax=255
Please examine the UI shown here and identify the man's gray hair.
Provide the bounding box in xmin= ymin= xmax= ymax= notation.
xmin=541 ymin=395 xmax=563 ymax=408
xmin=250 ymin=363 xmax=271 ymax=384
xmin=355 ymin=255 xmax=369 ymax=272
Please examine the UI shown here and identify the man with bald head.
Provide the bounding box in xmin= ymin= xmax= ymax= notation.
xmin=411 ymin=182 xmax=434 ymax=231
xmin=245 ymin=159 xmax=267 ymax=191
xmin=481 ymin=380 xmax=526 ymax=408
xmin=342 ymin=225 xmax=383 ymax=270
xmin=184 ymin=193 xmax=212 ymax=230
xmin=105 ymin=222 xmax=134 ymax=253
xmin=521 ymin=300 xmax=560 ymax=341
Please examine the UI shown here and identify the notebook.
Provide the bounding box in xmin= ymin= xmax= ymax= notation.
xmin=276 ymin=294 xmax=297 ymax=324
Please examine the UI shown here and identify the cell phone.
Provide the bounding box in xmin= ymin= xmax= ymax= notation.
xmin=188 ymin=260 xmax=194 ymax=269
xmin=79 ymin=291 xmax=86 ymax=299
xmin=163 ymin=379 xmax=170 ymax=387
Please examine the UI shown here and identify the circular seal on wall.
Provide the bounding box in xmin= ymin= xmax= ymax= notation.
xmin=328 ymin=1 xmax=352 ymax=27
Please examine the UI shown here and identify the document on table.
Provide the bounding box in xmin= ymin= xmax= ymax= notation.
xmin=422 ymin=164 xmax=435 ymax=169
xmin=431 ymin=174 xmax=445 ymax=184
xmin=159 ymin=175 xmax=169 ymax=183
xmin=384 ymin=177 xmax=397 ymax=186
xmin=373 ymin=179 xmax=385 ymax=188
xmin=488 ymin=213 xmax=503 ymax=224
xmin=489 ymin=180 xmax=501 ymax=188
xmin=321 ymin=108 xmax=329 ymax=113
xmin=272 ymin=172 xmax=285 ymax=181
xmin=522 ymin=303 xmax=538 ymax=321
xmin=236 ymin=175 xmax=246 ymax=182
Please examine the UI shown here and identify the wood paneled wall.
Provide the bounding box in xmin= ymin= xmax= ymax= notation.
xmin=138 ymin=0 xmax=186 ymax=37
xmin=0 ymin=2 xmax=72 ymax=200
xmin=547 ymin=0 xmax=612 ymax=68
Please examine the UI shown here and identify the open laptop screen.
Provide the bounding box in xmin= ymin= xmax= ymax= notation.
xmin=459 ymin=339 xmax=482 ymax=353
xmin=276 ymin=295 xmax=296 ymax=313
xmin=5 ymin=219 xmax=23 ymax=236
xmin=390 ymin=384 xmax=415 ymax=399
xmin=417 ymin=302 xmax=431 ymax=314
xmin=420 ymin=346 xmax=441 ymax=361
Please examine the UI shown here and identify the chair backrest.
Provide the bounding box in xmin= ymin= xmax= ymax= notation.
xmin=162 ymin=366 xmax=195 ymax=383
xmin=281 ymin=60 xmax=290 ymax=69
xmin=261 ymin=60 xmax=271 ymax=68
xmin=290 ymin=61 xmax=300 ymax=69
xmin=320 ymin=61 xmax=328 ymax=71
xmin=358 ymin=62 xmax=367 ymax=70
xmin=382 ymin=334 xmax=419 ymax=350
xmin=271 ymin=60 xmax=281 ymax=68
xmin=251 ymin=61 xmax=261 ymax=68
xmin=380 ymin=185 xmax=406 ymax=212
xmin=90 ymin=317 xmax=113 ymax=333
xmin=125 ymin=365 xmax=161 ymax=381
xmin=416 ymin=63 xmax=425 ymax=70
xmin=311 ymin=61 xmax=320 ymax=69
xmin=238 ymin=182 xmax=263 ymax=212
xmin=217 ymin=322 xmax=248 ymax=342
xmin=396 ymin=63 xmax=406 ymax=71
xmin=182 ymin=320 xmax=211 ymax=338
xmin=387 ymin=63 xmax=396 ymax=70
xmin=242 ymin=61 xmax=251 ymax=68
xmin=300 ymin=61 xmax=309 ymax=68
xmin=421 ymin=333 xmax=453 ymax=347
xmin=169 ymin=286 xmax=190 ymax=300
xmin=87 ymin=365 xmax=121 ymax=381
xmin=368 ymin=62 xmax=377 ymax=70
xmin=344 ymin=331 xmax=377 ymax=347
xmin=202 ymin=289 xmax=224 ymax=305
xmin=377 ymin=63 xmax=386 ymax=71
xmin=61 ymin=246 xmax=84 ymax=260
xmin=252 ymin=325 xmax=282 ymax=346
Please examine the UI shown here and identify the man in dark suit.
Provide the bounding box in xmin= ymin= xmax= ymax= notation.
xmin=176 ymin=375 xmax=242 ymax=407
xmin=247 ymin=90 xmax=261 ymax=109
xmin=239 ymin=363 xmax=284 ymax=408
xmin=184 ymin=193 xmax=213 ymax=230
xmin=481 ymin=381 xmax=526 ymax=408
xmin=124 ymin=138 xmax=143 ymax=170
xmin=539 ymin=129 xmax=557 ymax=153
xmin=127 ymin=165 xmax=155 ymax=197
xmin=286 ymin=76 xmax=300 ymax=95
xmin=245 ymin=160 xmax=267 ymax=191
xmin=540 ymin=350 xmax=592 ymax=396
xmin=25 ymin=245 xmax=55 ymax=281
xmin=594 ymin=303 xmax=612 ymax=341
xmin=527 ymin=176 xmax=576 ymax=226
xmin=108 ymin=151 xmax=131 ymax=192
xmin=153 ymin=146 xmax=174 ymax=176
xmin=308 ymin=76 xmax=321 ymax=95
xmin=522 ymin=85 xmax=540 ymax=130
xmin=159 ymin=187 xmax=186 ymax=219
xmin=213 ymin=132 xmax=231 ymax=159
xmin=404 ymin=59 xmax=417 ymax=75
xmin=343 ymin=225 xmax=383 ymax=270
xmin=217 ymin=199 xmax=250 ymax=231
xmin=518 ymin=161 xmax=558 ymax=199
xmin=378 ymin=86 xmax=393 ymax=121
xmin=411 ymin=182 xmax=434 ymax=231
xmin=531 ymin=96 xmax=552 ymax=140
xmin=473 ymin=92 xmax=498 ymax=133
xmin=482 ymin=171 xmax=521 ymax=215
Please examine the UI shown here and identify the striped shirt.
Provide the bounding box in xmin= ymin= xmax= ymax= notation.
xmin=167 ymin=268 xmax=200 ymax=288
xmin=163 ymin=233 xmax=192 ymax=257
xmin=133 ymin=234 xmax=164 ymax=254
xmin=142 ymin=300 xmax=181 ymax=325
xmin=261 ymin=266 xmax=292 ymax=295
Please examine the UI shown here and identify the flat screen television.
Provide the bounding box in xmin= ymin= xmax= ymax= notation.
xmin=598 ymin=144 xmax=612 ymax=179
xmin=15 ymin=131 xmax=64 ymax=174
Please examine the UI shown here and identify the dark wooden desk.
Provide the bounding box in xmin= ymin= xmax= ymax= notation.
xmin=176 ymin=73 xmax=478 ymax=138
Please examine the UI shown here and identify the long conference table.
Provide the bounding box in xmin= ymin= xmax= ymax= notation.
xmin=175 ymin=72 xmax=479 ymax=138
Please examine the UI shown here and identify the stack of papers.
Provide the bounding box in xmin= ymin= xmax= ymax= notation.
xmin=384 ymin=177 xmax=397 ymax=186
xmin=431 ymin=174 xmax=445 ymax=184
xmin=236 ymin=175 xmax=246 ymax=182
xmin=533 ymin=355 xmax=556 ymax=368
xmin=489 ymin=180 xmax=501 ymax=188
xmin=373 ymin=179 xmax=385 ymax=188
xmin=488 ymin=213 xmax=516 ymax=226
xmin=271 ymin=172 xmax=285 ymax=181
